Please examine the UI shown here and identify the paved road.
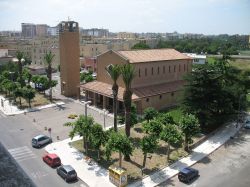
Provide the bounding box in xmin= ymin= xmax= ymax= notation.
xmin=0 ymin=114 xmax=87 ymax=187
xmin=158 ymin=128 xmax=250 ymax=187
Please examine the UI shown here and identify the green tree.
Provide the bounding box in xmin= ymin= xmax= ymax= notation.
xmin=143 ymin=107 xmax=158 ymax=122
xmin=131 ymin=42 xmax=150 ymax=49
xmin=142 ymin=119 xmax=163 ymax=137
xmin=23 ymin=68 xmax=32 ymax=83
xmin=22 ymin=86 xmax=35 ymax=108
xmin=90 ymin=123 xmax=106 ymax=160
xmin=14 ymin=86 xmax=23 ymax=107
xmin=160 ymin=125 xmax=182 ymax=162
xmin=105 ymin=132 xmax=133 ymax=167
xmin=105 ymin=64 xmax=121 ymax=132
xmin=120 ymin=63 xmax=136 ymax=138
xmin=157 ymin=113 xmax=175 ymax=126
xmin=44 ymin=51 xmax=55 ymax=102
xmin=16 ymin=51 xmax=25 ymax=87
xmin=179 ymin=114 xmax=200 ymax=152
xmin=64 ymin=115 xmax=94 ymax=154
xmin=140 ymin=135 xmax=158 ymax=168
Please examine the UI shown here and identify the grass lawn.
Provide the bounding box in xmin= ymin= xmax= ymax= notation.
xmin=71 ymin=122 xmax=204 ymax=184
xmin=230 ymin=59 xmax=250 ymax=71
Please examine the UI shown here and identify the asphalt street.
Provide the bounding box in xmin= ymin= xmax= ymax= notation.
xmin=0 ymin=111 xmax=87 ymax=187
xmin=158 ymin=128 xmax=250 ymax=187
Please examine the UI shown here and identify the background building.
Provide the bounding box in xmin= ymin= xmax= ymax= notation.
xmin=36 ymin=24 xmax=48 ymax=37
xmin=21 ymin=23 xmax=36 ymax=38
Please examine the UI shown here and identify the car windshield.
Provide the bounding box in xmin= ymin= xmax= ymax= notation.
xmin=68 ymin=170 xmax=76 ymax=175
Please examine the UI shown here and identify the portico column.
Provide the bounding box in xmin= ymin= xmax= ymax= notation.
xmin=103 ymin=96 xmax=107 ymax=109
xmin=94 ymin=93 xmax=97 ymax=106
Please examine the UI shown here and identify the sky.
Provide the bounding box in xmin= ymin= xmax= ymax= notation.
xmin=0 ymin=0 xmax=249 ymax=35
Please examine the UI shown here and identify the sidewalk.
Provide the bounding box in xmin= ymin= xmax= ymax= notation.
xmin=45 ymin=136 xmax=114 ymax=187
xmin=45 ymin=121 xmax=242 ymax=187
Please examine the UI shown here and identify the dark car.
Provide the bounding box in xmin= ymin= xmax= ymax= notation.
xmin=43 ymin=153 xmax=61 ymax=167
xmin=32 ymin=135 xmax=52 ymax=148
xmin=178 ymin=167 xmax=199 ymax=183
xmin=57 ymin=165 xmax=77 ymax=182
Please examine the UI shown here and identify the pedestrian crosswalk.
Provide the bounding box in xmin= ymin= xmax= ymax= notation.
xmin=8 ymin=146 xmax=36 ymax=162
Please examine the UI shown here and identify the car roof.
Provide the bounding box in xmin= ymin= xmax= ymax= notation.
xmin=180 ymin=167 xmax=197 ymax=174
xmin=46 ymin=153 xmax=59 ymax=159
xmin=33 ymin=134 xmax=46 ymax=139
xmin=62 ymin=165 xmax=75 ymax=172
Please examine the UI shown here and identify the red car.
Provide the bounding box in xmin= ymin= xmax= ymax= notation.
xmin=43 ymin=153 xmax=61 ymax=167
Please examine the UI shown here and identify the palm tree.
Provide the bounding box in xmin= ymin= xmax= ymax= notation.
xmin=105 ymin=64 xmax=121 ymax=132
xmin=120 ymin=63 xmax=135 ymax=137
xmin=16 ymin=51 xmax=24 ymax=87
xmin=44 ymin=51 xmax=55 ymax=102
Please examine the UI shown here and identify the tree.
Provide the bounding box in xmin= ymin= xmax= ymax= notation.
xmin=105 ymin=132 xmax=133 ymax=167
xmin=120 ymin=63 xmax=136 ymax=137
xmin=64 ymin=115 xmax=94 ymax=154
xmin=143 ymin=107 xmax=158 ymax=122
xmin=44 ymin=51 xmax=55 ymax=102
xmin=16 ymin=51 xmax=25 ymax=87
xmin=13 ymin=86 xmax=23 ymax=107
xmin=157 ymin=113 xmax=175 ymax=126
xmin=140 ymin=135 xmax=158 ymax=168
xmin=105 ymin=64 xmax=121 ymax=132
xmin=179 ymin=114 xmax=200 ymax=152
xmin=131 ymin=42 xmax=150 ymax=49
xmin=22 ymin=86 xmax=35 ymax=108
xmin=160 ymin=125 xmax=182 ymax=162
xmin=90 ymin=123 xmax=106 ymax=160
xmin=142 ymin=119 xmax=163 ymax=137
xmin=22 ymin=68 xmax=32 ymax=83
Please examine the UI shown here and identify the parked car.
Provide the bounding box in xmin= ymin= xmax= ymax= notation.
xmin=43 ymin=153 xmax=61 ymax=167
xmin=57 ymin=165 xmax=77 ymax=182
xmin=178 ymin=167 xmax=199 ymax=183
xmin=32 ymin=135 xmax=52 ymax=148
xmin=244 ymin=121 xmax=250 ymax=129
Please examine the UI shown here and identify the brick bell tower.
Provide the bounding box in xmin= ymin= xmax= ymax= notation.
xmin=59 ymin=21 xmax=80 ymax=97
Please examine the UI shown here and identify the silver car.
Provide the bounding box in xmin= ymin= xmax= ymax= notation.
xmin=32 ymin=135 xmax=52 ymax=148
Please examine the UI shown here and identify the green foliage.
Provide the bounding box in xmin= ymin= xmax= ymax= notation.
xmin=156 ymin=35 xmax=249 ymax=54
xmin=105 ymin=131 xmax=133 ymax=163
xmin=22 ymin=68 xmax=32 ymax=83
xmin=179 ymin=114 xmax=200 ymax=151
xmin=80 ymin=72 xmax=94 ymax=83
xmin=90 ymin=123 xmax=106 ymax=149
xmin=181 ymin=57 xmax=249 ymax=129
xmin=142 ymin=119 xmax=163 ymax=136
xmin=140 ymin=135 xmax=158 ymax=155
xmin=121 ymin=63 xmax=136 ymax=137
xmin=143 ymin=107 xmax=158 ymax=122
xmin=22 ymin=86 xmax=35 ymax=108
xmin=131 ymin=42 xmax=150 ymax=50
xmin=160 ymin=125 xmax=183 ymax=148
xmin=156 ymin=112 xmax=175 ymax=125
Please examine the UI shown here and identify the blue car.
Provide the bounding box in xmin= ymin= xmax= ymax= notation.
xmin=178 ymin=167 xmax=199 ymax=183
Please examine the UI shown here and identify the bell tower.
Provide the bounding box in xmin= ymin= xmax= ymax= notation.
xmin=59 ymin=21 xmax=80 ymax=97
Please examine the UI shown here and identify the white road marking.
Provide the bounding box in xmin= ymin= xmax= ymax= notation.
xmin=8 ymin=146 xmax=37 ymax=162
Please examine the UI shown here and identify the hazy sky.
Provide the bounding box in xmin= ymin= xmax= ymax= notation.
xmin=0 ymin=0 xmax=249 ymax=34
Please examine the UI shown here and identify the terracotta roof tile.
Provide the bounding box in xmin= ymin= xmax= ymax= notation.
xmin=117 ymin=49 xmax=191 ymax=63
xmin=80 ymin=80 xmax=185 ymax=100
xmin=80 ymin=81 xmax=140 ymax=101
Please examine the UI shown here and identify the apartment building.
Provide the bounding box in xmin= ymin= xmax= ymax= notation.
xmin=21 ymin=23 xmax=36 ymax=38
xmin=36 ymin=24 xmax=48 ymax=37
xmin=81 ymin=49 xmax=192 ymax=114
xmin=117 ymin=32 xmax=137 ymax=39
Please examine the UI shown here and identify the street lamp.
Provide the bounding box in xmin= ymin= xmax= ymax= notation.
xmin=103 ymin=109 xmax=108 ymax=130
